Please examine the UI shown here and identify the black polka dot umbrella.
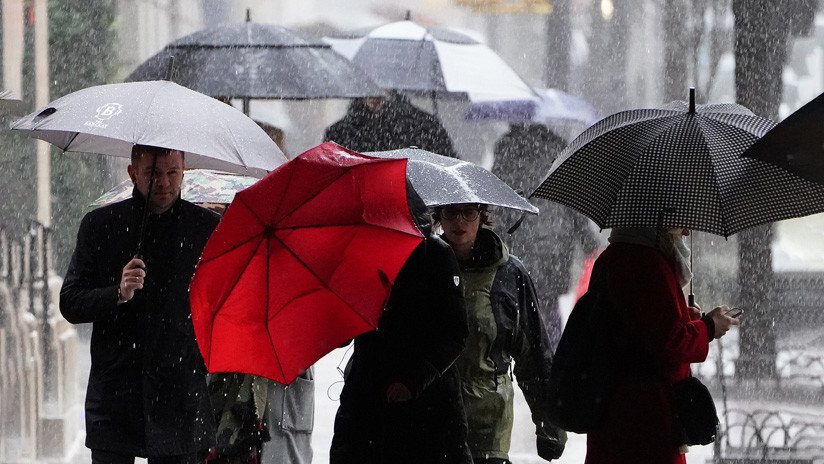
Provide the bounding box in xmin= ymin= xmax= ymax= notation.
xmin=531 ymin=90 xmax=824 ymax=238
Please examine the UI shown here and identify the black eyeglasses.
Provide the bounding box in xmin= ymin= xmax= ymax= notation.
xmin=441 ymin=206 xmax=480 ymax=221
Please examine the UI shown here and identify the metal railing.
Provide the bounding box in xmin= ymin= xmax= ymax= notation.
xmin=0 ymin=221 xmax=81 ymax=463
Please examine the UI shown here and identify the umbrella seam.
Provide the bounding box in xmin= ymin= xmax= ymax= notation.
xmin=197 ymin=195 xmax=267 ymax=266
xmin=601 ymin=115 xmax=686 ymax=228
xmin=63 ymin=132 xmax=81 ymax=152
xmin=147 ymin=81 xmax=251 ymax=173
xmin=418 ymin=31 xmax=447 ymax=92
xmin=206 ymin=232 xmax=266 ymax=368
xmin=266 ymin=230 xmax=381 ymax=332
xmin=529 ymin=109 xmax=677 ymax=198
xmin=270 ymin=158 xmax=298 ymax=222
xmin=696 ymin=116 xmax=733 ymax=238
xmin=276 ymin=158 xmax=400 ymax=225
xmin=264 ymin=234 xmax=289 ymax=383
xmin=218 ymin=113 xmax=251 ymax=173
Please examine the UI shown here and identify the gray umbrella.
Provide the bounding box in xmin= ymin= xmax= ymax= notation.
xmin=126 ymin=15 xmax=382 ymax=107
xmin=11 ymin=80 xmax=286 ymax=177
xmin=366 ymin=147 xmax=538 ymax=214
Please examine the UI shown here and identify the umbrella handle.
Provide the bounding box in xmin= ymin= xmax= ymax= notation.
xmin=688 ymin=233 xmax=694 ymax=307
xmin=506 ymin=212 xmax=527 ymax=235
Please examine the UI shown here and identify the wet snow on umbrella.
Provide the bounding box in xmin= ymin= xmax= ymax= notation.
xmin=127 ymin=21 xmax=381 ymax=100
xmin=11 ymin=80 xmax=286 ymax=176
xmin=367 ymin=147 xmax=538 ymax=214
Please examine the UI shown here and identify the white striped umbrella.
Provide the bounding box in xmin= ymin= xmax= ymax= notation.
xmin=325 ymin=20 xmax=537 ymax=103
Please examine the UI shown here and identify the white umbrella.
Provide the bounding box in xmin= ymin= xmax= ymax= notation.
xmin=11 ymin=80 xmax=286 ymax=177
xmin=324 ymin=20 xmax=537 ymax=103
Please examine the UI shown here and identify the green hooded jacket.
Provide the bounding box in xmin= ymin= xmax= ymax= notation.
xmin=454 ymin=228 xmax=566 ymax=461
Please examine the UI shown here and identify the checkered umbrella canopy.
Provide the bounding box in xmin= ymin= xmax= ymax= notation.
xmin=531 ymin=98 xmax=824 ymax=237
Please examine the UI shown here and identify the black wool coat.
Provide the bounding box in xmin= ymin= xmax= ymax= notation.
xmin=324 ymin=93 xmax=458 ymax=158
xmin=60 ymin=192 xmax=219 ymax=457
xmin=330 ymin=236 xmax=472 ymax=464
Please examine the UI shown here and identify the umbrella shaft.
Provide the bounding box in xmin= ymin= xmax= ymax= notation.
xmin=136 ymin=153 xmax=159 ymax=257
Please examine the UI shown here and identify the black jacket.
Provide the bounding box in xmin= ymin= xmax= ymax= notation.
xmin=324 ymin=93 xmax=457 ymax=158
xmin=330 ymin=235 xmax=471 ymax=464
xmin=60 ymin=191 xmax=219 ymax=457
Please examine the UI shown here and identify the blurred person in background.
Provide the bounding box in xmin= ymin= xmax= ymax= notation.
xmin=324 ymin=91 xmax=457 ymax=157
xmin=492 ymin=123 xmax=602 ymax=348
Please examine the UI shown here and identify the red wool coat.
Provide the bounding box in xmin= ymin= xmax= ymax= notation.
xmin=585 ymin=242 xmax=711 ymax=464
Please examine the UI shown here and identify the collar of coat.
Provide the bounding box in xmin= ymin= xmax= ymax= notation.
xmin=457 ymin=227 xmax=509 ymax=271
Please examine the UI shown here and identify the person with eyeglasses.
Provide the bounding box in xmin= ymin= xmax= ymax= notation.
xmin=433 ymin=203 xmax=567 ymax=464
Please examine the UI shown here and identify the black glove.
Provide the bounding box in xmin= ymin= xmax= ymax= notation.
xmin=536 ymin=434 xmax=564 ymax=461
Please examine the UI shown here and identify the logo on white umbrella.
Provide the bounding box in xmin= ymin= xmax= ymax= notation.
xmin=96 ymin=103 xmax=122 ymax=120
xmin=84 ymin=102 xmax=122 ymax=129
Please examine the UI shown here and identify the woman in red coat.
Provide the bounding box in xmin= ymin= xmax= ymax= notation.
xmin=585 ymin=227 xmax=738 ymax=464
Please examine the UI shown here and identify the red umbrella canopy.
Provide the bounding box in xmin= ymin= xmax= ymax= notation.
xmin=190 ymin=142 xmax=424 ymax=384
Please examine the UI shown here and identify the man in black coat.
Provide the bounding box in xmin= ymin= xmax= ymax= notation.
xmin=324 ymin=92 xmax=458 ymax=158
xmin=330 ymin=196 xmax=471 ymax=464
xmin=60 ymin=145 xmax=219 ymax=464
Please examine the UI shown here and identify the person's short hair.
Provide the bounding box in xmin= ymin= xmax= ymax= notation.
xmin=131 ymin=144 xmax=184 ymax=165
xmin=432 ymin=203 xmax=493 ymax=227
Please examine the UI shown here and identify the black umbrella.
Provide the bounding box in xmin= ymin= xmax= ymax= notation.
xmin=742 ymin=91 xmax=824 ymax=185
xmin=531 ymin=90 xmax=824 ymax=238
xmin=532 ymin=89 xmax=824 ymax=306
xmin=126 ymin=11 xmax=382 ymax=113
xmin=366 ymin=147 xmax=537 ymax=214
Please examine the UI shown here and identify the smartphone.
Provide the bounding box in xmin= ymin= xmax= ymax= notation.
xmin=725 ymin=307 xmax=743 ymax=318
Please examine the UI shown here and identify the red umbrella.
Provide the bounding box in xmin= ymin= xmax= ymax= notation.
xmin=190 ymin=142 xmax=424 ymax=384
